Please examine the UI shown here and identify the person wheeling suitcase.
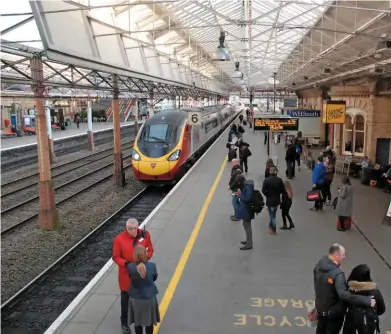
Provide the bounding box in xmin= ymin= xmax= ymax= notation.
xmin=334 ymin=176 xmax=353 ymax=232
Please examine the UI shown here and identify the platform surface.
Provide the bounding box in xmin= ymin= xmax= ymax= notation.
xmin=0 ymin=122 xmax=134 ymax=150
xmin=52 ymin=126 xmax=391 ymax=334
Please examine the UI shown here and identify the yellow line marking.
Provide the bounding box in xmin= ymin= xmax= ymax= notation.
xmin=154 ymin=155 xmax=228 ymax=333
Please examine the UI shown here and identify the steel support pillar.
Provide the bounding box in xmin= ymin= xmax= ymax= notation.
xmin=31 ymin=57 xmax=60 ymax=230
xmin=112 ymin=75 xmax=125 ymax=187
xmin=148 ymin=92 xmax=154 ymax=118
xmin=135 ymin=100 xmax=139 ymax=134
xmin=45 ymin=100 xmax=55 ymax=164
xmin=87 ymin=100 xmax=94 ymax=151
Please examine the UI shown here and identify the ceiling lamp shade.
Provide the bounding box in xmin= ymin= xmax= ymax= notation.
xmin=212 ymin=31 xmax=231 ymax=61
xmin=233 ymin=61 xmax=242 ymax=78
xmin=267 ymin=76 xmax=280 ymax=85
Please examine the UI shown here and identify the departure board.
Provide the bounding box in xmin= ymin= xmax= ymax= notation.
xmin=254 ymin=118 xmax=299 ymax=131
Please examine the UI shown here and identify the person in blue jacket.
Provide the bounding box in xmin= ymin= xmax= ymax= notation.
xmin=237 ymin=179 xmax=255 ymax=250
xmin=312 ymin=156 xmax=327 ymax=211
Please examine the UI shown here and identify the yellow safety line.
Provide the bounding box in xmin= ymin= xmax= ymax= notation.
xmin=154 ymin=155 xmax=228 ymax=333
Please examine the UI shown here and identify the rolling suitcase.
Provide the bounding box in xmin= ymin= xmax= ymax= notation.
xmin=337 ymin=217 xmax=352 ymax=230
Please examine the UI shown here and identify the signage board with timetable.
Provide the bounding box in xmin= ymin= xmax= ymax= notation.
xmin=254 ymin=118 xmax=299 ymax=131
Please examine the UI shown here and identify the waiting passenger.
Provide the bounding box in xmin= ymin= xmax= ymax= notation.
xmin=127 ymin=245 xmax=160 ymax=334
xmin=236 ymin=138 xmax=251 ymax=174
xmin=311 ymin=156 xmax=326 ymax=211
xmin=334 ymin=175 xmax=353 ymax=232
xmin=228 ymin=159 xmax=243 ymax=221
xmin=314 ymin=244 xmax=376 ymax=334
xmin=285 ymin=140 xmax=296 ymax=179
xmin=264 ymin=132 xmax=268 ymax=145
xmin=237 ymin=179 xmax=255 ymax=250
xmin=343 ymin=264 xmax=386 ymax=334
xmin=352 ymin=156 xmax=370 ymax=177
xmin=264 ymin=158 xmax=275 ymax=179
xmin=323 ymin=156 xmax=334 ymax=204
xmin=280 ymin=180 xmax=295 ymax=230
xmin=112 ymin=219 xmax=154 ymax=333
xmin=294 ymin=138 xmax=303 ymax=171
xmin=262 ymin=167 xmax=285 ymax=235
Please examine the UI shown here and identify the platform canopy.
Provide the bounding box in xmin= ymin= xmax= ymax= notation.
xmin=1 ymin=0 xmax=391 ymax=98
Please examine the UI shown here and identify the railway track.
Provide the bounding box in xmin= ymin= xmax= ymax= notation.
xmin=0 ymin=125 xmax=137 ymax=172
xmin=1 ymin=187 xmax=167 ymax=334
xmin=1 ymin=150 xmax=133 ymax=235
xmin=1 ymin=141 xmax=134 ymax=197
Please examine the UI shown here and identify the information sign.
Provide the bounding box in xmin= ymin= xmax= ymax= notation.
xmin=254 ymin=118 xmax=299 ymax=131
xmin=188 ymin=112 xmax=202 ymax=126
xmin=322 ymin=101 xmax=346 ymax=124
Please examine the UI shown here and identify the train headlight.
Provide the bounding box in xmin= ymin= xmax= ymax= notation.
xmin=132 ymin=149 xmax=141 ymax=161
xmin=167 ymin=149 xmax=181 ymax=161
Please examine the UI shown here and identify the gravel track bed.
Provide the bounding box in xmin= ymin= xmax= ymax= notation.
xmin=1 ymin=170 xmax=146 ymax=303
xmin=1 ymin=136 xmax=133 ymax=184
xmin=1 ymin=151 xmax=133 ymax=231
xmin=0 ymin=145 xmax=133 ymax=205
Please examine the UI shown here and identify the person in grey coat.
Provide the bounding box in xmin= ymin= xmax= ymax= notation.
xmin=335 ymin=175 xmax=353 ymax=232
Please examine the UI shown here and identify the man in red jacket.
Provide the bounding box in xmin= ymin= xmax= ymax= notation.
xmin=112 ymin=218 xmax=154 ymax=333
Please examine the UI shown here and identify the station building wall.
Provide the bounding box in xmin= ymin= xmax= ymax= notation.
xmin=297 ymin=83 xmax=391 ymax=165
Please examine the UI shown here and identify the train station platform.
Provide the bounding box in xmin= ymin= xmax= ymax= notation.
xmin=46 ymin=125 xmax=391 ymax=334
xmin=0 ymin=122 xmax=137 ymax=151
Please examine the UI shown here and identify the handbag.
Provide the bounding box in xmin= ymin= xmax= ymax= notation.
xmin=332 ymin=197 xmax=338 ymax=209
xmin=307 ymin=307 xmax=318 ymax=328
xmin=307 ymin=190 xmax=322 ymax=201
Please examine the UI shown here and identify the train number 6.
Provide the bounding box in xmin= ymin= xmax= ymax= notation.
xmin=191 ymin=114 xmax=198 ymax=123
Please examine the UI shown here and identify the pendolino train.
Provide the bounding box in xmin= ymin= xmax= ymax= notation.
xmin=131 ymin=104 xmax=241 ymax=185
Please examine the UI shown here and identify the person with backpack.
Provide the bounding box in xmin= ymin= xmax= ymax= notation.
xmin=285 ymin=140 xmax=296 ymax=179
xmin=236 ymin=138 xmax=251 ymax=174
xmin=228 ymin=159 xmax=244 ymax=221
xmin=262 ymin=167 xmax=285 ymax=235
xmin=343 ymin=264 xmax=386 ymax=334
xmin=236 ymin=179 xmax=261 ymax=250
xmin=280 ymin=180 xmax=295 ymax=230
xmin=264 ymin=158 xmax=275 ymax=179
xmin=311 ymin=156 xmax=327 ymax=211
xmin=314 ymin=244 xmax=376 ymax=334
xmin=294 ymin=138 xmax=303 ymax=171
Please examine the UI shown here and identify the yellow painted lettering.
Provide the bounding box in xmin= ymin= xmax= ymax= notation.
xmin=249 ymin=314 xmax=262 ymax=326
xmin=305 ymin=300 xmax=315 ymax=309
xmin=291 ymin=299 xmax=303 ymax=308
xmin=250 ymin=298 xmax=262 ymax=307
xmin=264 ymin=315 xmax=276 ymax=326
xmin=280 ymin=316 xmax=292 ymax=327
xmin=277 ymin=299 xmax=288 ymax=308
xmin=295 ymin=316 xmax=306 ymax=327
xmin=233 ymin=314 xmax=246 ymax=326
xmin=264 ymin=298 xmax=275 ymax=307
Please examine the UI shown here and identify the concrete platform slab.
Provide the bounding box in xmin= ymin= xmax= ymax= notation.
xmin=0 ymin=122 xmax=135 ymax=150
xmin=50 ymin=123 xmax=390 ymax=334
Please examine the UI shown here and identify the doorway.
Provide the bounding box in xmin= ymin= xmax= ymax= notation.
xmin=375 ymin=138 xmax=390 ymax=166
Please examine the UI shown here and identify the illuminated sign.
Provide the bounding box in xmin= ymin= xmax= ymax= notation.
xmin=322 ymin=100 xmax=346 ymax=124
xmin=254 ymin=118 xmax=299 ymax=131
xmin=287 ymin=110 xmax=320 ymax=117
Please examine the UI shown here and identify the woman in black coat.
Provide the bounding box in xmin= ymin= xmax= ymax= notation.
xmin=343 ymin=264 xmax=386 ymax=334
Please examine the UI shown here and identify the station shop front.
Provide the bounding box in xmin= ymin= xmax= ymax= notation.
xmin=297 ymin=81 xmax=391 ymax=166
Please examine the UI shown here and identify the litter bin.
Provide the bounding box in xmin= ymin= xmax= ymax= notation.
xmin=361 ymin=167 xmax=372 ymax=185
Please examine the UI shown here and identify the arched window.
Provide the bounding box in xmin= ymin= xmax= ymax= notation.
xmin=343 ymin=115 xmax=353 ymax=154
xmin=343 ymin=114 xmax=365 ymax=156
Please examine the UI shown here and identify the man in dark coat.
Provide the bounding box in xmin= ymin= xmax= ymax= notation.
xmin=228 ymin=159 xmax=243 ymax=221
xmin=237 ymin=179 xmax=255 ymax=250
xmin=262 ymin=167 xmax=285 ymax=235
xmin=285 ymin=140 xmax=296 ymax=178
xmin=236 ymin=138 xmax=251 ymax=174
xmin=314 ymin=244 xmax=376 ymax=334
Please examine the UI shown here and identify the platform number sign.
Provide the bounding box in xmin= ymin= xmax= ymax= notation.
xmin=188 ymin=112 xmax=202 ymax=126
